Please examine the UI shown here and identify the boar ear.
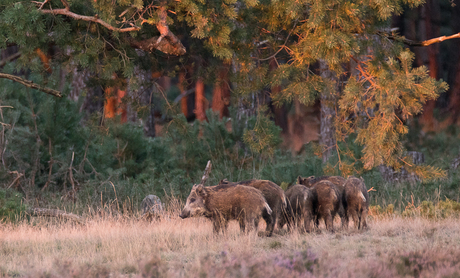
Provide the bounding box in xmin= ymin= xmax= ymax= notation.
xmin=196 ymin=184 xmax=207 ymax=198
xmin=297 ymin=176 xmax=303 ymax=185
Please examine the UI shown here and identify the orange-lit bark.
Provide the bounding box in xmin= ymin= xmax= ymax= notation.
xmin=36 ymin=48 xmax=52 ymax=73
xmin=104 ymin=74 xmax=127 ymax=123
xmin=211 ymin=67 xmax=230 ymax=118
xmin=178 ymin=72 xmax=188 ymax=117
xmin=195 ymin=78 xmax=207 ymax=121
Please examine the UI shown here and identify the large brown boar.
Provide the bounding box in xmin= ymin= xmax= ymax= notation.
xmin=278 ymin=184 xmax=316 ymax=233
xmin=219 ymin=179 xmax=287 ymax=235
xmin=305 ymin=180 xmax=344 ymax=232
xmin=343 ymin=177 xmax=369 ymax=230
xmin=179 ymin=183 xmax=273 ymax=235
xmin=298 ymin=175 xmax=347 ymax=230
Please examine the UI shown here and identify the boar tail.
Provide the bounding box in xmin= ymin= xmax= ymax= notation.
xmin=264 ymin=202 xmax=272 ymax=215
xmin=358 ymin=191 xmax=366 ymax=202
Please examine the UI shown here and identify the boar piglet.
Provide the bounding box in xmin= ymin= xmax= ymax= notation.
xmin=179 ymin=184 xmax=272 ymax=235
xmin=279 ymin=184 xmax=316 ymax=233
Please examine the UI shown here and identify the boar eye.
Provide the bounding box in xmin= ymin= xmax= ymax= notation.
xmin=190 ymin=198 xmax=196 ymax=203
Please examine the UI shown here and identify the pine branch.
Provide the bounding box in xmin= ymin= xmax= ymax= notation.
xmin=38 ymin=8 xmax=141 ymax=32
xmin=34 ymin=1 xmax=186 ymax=55
xmin=0 ymin=73 xmax=63 ymax=97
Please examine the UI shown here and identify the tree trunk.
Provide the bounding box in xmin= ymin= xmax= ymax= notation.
xmin=319 ymin=61 xmax=338 ymax=163
xmin=104 ymin=74 xmax=127 ymax=123
xmin=414 ymin=0 xmax=440 ymax=132
xmin=195 ymin=77 xmax=207 ymax=121
xmin=211 ymin=67 xmax=230 ymax=118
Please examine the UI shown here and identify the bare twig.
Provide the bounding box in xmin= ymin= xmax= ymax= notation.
xmin=200 ymin=160 xmax=212 ymax=185
xmin=0 ymin=73 xmax=62 ymax=97
xmin=69 ymin=152 xmax=75 ymax=191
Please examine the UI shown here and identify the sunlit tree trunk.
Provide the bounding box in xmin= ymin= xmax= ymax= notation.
xmin=211 ymin=67 xmax=230 ymax=118
xmin=104 ymin=74 xmax=127 ymax=123
xmin=195 ymin=77 xmax=207 ymax=121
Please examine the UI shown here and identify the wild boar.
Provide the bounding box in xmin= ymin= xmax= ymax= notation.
xmin=298 ymin=175 xmax=347 ymax=230
xmin=219 ymin=179 xmax=287 ymax=235
xmin=278 ymin=184 xmax=316 ymax=233
xmin=179 ymin=183 xmax=273 ymax=235
xmin=343 ymin=177 xmax=369 ymax=230
xmin=308 ymin=180 xmax=344 ymax=232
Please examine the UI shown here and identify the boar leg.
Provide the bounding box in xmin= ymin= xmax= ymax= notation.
xmin=303 ymin=211 xmax=313 ymax=233
xmin=350 ymin=209 xmax=360 ymax=230
xmin=238 ymin=217 xmax=246 ymax=233
xmin=359 ymin=208 xmax=369 ymax=230
xmin=323 ymin=211 xmax=334 ymax=232
xmin=262 ymin=209 xmax=274 ymax=237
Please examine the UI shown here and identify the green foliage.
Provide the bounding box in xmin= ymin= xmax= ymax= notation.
xmin=0 ymin=188 xmax=26 ymax=222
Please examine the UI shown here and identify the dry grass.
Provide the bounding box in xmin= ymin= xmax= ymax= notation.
xmin=1 ymin=205 xmax=460 ymax=277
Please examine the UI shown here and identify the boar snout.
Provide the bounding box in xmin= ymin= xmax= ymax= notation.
xmin=179 ymin=210 xmax=190 ymax=219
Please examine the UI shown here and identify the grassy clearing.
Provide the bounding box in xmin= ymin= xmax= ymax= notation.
xmin=1 ymin=204 xmax=460 ymax=278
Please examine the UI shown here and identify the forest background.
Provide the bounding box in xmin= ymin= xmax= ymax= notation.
xmin=1 ymin=0 xmax=460 ymax=219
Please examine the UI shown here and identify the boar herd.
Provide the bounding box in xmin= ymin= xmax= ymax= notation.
xmin=179 ymin=175 xmax=369 ymax=236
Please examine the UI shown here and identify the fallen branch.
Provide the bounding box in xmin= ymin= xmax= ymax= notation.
xmin=0 ymin=73 xmax=62 ymax=97
xmin=29 ymin=208 xmax=84 ymax=224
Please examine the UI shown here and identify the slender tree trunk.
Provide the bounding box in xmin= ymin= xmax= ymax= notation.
xmin=195 ymin=77 xmax=207 ymax=121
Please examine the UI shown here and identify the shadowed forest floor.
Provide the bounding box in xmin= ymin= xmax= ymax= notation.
xmin=1 ymin=208 xmax=460 ymax=277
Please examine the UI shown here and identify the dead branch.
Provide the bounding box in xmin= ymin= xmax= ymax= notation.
xmin=378 ymin=31 xmax=460 ymax=47
xmin=34 ymin=0 xmax=186 ymax=55
xmin=0 ymin=73 xmax=62 ymax=97
xmin=200 ymin=160 xmax=212 ymax=185
xmin=29 ymin=208 xmax=84 ymax=223
xmin=7 ymin=171 xmax=23 ymax=189
xmin=38 ymin=8 xmax=141 ymax=33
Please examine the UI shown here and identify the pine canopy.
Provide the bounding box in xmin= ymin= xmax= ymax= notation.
xmin=0 ymin=0 xmax=449 ymax=176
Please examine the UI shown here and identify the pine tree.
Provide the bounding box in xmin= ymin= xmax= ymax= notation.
xmin=0 ymin=0 xmax=453 ymax=179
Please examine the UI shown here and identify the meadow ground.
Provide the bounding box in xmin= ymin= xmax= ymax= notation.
xmin=1 ymin=205 xmax=460 ymax=278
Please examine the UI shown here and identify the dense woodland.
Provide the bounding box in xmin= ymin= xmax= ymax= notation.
xmin=1 ymin=0 xmax=460 ymax=217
